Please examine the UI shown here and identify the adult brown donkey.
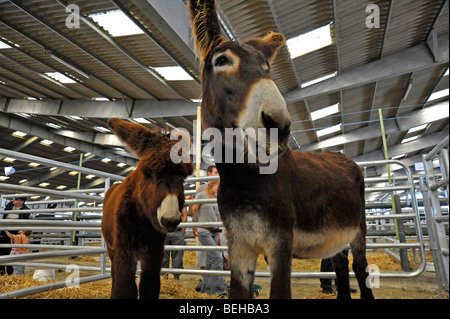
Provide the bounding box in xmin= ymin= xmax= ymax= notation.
xmin=102 ymin=118 xmax=193 ymax=298
xmin=188 ymin=0 xmax=374 ymax=299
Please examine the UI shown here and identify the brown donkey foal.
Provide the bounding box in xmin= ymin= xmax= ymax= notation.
xmin=102 ymin=118 xmax=193 ymax=299
xmin=188 ymin=0 xmax=374 ymax=299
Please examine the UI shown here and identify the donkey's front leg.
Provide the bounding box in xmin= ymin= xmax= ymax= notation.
xmin=228 ymin=241 xmax=258 ymax=299
xmin=111 ymin=249 xmax=138 ymax=299
xmin=266 ymin=233 xmax=293 ymax=299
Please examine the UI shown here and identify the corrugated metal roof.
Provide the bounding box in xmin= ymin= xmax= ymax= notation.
xmin=0 ymin=0 xmax=448 ymax=199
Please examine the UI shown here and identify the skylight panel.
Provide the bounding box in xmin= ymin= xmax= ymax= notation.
xmin=427 ymin=88 xmax=449 ymax=102
xmin=301 ymin=72 xmax=337 ymax=88
xmin=401 ymin=135 xmax=420 ymax=144
xmin=0 ymin=41 xmax=11 ymax=49
xmin=316 ymin=123 xmax=342 ymax=138
xmin=310 ymin=103 xmax=340 ymax=121
xmin=153 ymin=66 xmax=193 ymax=81
xmin=407 ymin=123 xmax=428 ymax=134
xmin=286 ymin=23 xmax=333 ymax=59
xmin=45 ymin=72 xmax=76 ymax=84
xmin=89 ymin=10 xmax=144 ymax=37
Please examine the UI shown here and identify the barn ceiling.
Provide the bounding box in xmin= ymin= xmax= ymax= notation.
xmin=0 ymin=0 xmax=448 ymax=201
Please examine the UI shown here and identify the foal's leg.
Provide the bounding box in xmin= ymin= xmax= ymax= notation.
xmin=111 ymin=249 xmax=138 ymax=299
xmin=139 ymin=242 xmax=164 ymax=299
xmin=228 ymin=241 xmax=258 ymax=299
xmin=350 ymin=233 xmax=375 ymax=299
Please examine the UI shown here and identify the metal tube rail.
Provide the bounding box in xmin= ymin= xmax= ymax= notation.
xmin=424 ymin=136 xmax=449 ymax=161
xmin=0 ymin=248 xmax=106 ymax=263
xmin=0 ymin=148 xmax=125 ymax=181
xmin=1 ymin=207 xmax=103 ymax=215
xmin=0 ymin=183 xmax=103 ymax=201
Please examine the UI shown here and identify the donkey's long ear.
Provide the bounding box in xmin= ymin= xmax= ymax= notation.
xmin=245 ymin=32 xmax=286 ymax=64
xmin=108 ymin=118 xmax=160 ymax=157
xmin=188 ymin=0 xmax=225 ymax=62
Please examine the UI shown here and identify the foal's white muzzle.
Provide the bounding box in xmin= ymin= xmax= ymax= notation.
xmin=157 ymin=194 xmax=182 ymax=232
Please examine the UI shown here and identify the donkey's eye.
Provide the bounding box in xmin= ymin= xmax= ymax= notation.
xmin=215 ymin=55 xmax=230 ymax=67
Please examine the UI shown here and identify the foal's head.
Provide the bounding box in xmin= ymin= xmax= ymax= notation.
xmin=189 ymin=0 xmax=291 ymax=158
xmin=108 ymin=118 xmax=193 ymax=233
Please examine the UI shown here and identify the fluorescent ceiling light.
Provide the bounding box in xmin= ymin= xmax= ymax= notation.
xmin=40 ymin=139 xmax=54 ymax=146
xmin=56 ymin=185 xmax=67 ymax=190
xmin=85 ymin=174 xmax=96 ymax=179
xmin=46 ymin=122 xmax=62 ymax=129
xmin=444 ymin=68 xmax=449 ymax=77
xmin=89 ymin=10 xmax=144 ymax=37
xmin=117 ymin=162 xmax=127 ymax=167
xmin=65 ymin=115 xmax=83 ymax=120
xmin=12 ymin=131 xmax=27 ymax=138
xmin=94 ymin=126 xmax=110 ymax=133
xmin=391 ymin=154 xmax=406 ymax=160
xmin=0 ymin=176 xmax=9 ymax=181
xmin=286 ymin=23 xmax=333 ymax=59
xmin=29 ymin=163 xmax=40 ymax=168
xmin=101 ymin=158 xmax=112 ymax=163
xmin=39 ymin=182 xmax=50 ymax=187
xmin=49 ymin=167 xmax=58 ymax=171
xmin=407 ymin=123 xmax=428 ymax=134
xmin=92 ymin=97 xmax=109 ymax=101
xmin=17 ymin=113 xmax=32 ymax=118
xmin=19 ymin=179 xmax=28 ymax=184
xmin=316 ymin=123 xmax=342 ymax=137
xmin=427 ymin=88 xmax=449 ymax=102
xmin=301 ymin=72 xmax=337 ymax=88
xmin=69 ymin=171 xmax=79 ymax=176
xmin=64 ymin=146 xmax=76 ymax=152
xmin=153 ymin=66 xmax=193 ymax=81
xmin=45 ymin=72 xmax=76 ymax=84
xmin=133 ymin=118 xmax=151 ymax=124
xmin=3 ymin=157 xmax=16 ymax=163
xmin=401 ymin=135 xmax=420 ymax=144
xmin=310 ymin=103 xmax=340 ymax=121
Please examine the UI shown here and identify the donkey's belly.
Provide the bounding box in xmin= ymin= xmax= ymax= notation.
xmin=292 ymin=227 xmax=360 ymax=259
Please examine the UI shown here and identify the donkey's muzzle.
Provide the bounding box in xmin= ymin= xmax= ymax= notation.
xmin=160 ymin=216 xmax=182 ymax=233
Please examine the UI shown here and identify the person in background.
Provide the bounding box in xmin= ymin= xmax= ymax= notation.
xmin=192 ymin=180 xmax=225 ymax=296
xmin=0 ymin=197 xmax=31 ymax=275
xmin=161 ymin=195 xmax=189 ymax=285
xmin=4 ymin=230 xmax=31 ymax=275
xmin=190 ymin=165 xmax=219 ymax=291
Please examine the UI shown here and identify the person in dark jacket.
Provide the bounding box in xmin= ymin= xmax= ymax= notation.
xmin=0 ymin=197 xmax=31 ymax=275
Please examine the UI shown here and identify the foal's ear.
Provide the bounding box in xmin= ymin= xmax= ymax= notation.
xmin=245 ymin=32 xmax=286 ymax=64
xmin=188 ymin=0 xmax=226 ymax=62
xmin=108 ymin=118 xmax=158 ymax=157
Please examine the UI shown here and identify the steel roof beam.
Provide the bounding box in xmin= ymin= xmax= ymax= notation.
xmin=55 ymin=0 xmax=190 ymax=101
xmin=0 ymin=111 xmax=138 ymax=167
xmin=353 ymin=130 xmax=448 ymax=163
xmin=2 ymin=98 xmax=198 ymax=118
xmin=130 ymin=0 xmax=198 ymax=68
xmin=300 ymin=100 xmax=449 ymax=152
xmin=0 ymin=18 xmax=125 ymax=99
xmin=9 ymin=0 xmax=158 ymax=100
xmin=284 ymin=33 xmax=449 ymax=104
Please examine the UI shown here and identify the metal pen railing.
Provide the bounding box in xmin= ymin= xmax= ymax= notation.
xmin=0 ymin=147 xmax=446 ymax=298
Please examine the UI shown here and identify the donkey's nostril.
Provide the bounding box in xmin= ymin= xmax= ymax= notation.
xmin=261 ymin=111 xmax=278 ymax=129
